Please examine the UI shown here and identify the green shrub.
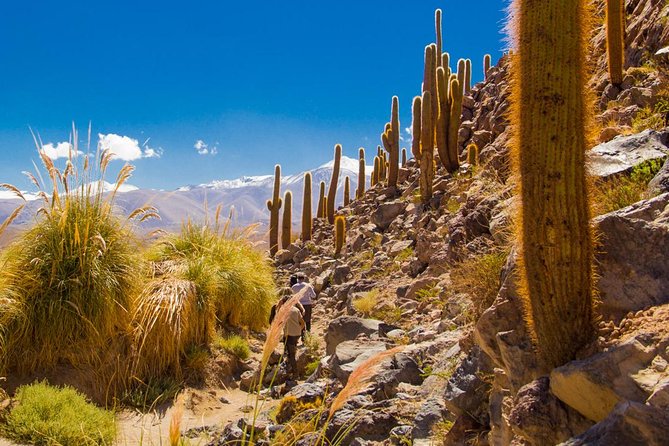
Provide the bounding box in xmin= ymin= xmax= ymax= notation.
xmin=216 ymin=334 xmax=251 ymax=360
xmin=3 ymin=381 xmax=116 ymax=446
xmin=593 ymin=159 xmax=664 ymax=215
xmin=352 ymin=290 xmax=378 ymax=317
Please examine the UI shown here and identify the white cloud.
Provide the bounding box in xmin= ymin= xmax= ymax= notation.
xmin=194 ymin=139 xmax=218 ymax=156
xmin=98 ymin=133 xmax=162 ymax=160
xmin=42 ymin=142 xmax=82 ymax=160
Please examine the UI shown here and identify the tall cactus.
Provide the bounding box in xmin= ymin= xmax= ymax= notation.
xmin=411 ymin=96 xmax=422 ymax=159
xmin=334 ymin=215 xmax=346 ymax=257
xmin=326 ymin=144 xmax=342 ymax=224
xmin=266 ymin=164 xmax=282 ymax=256
xmin=419 ymin=91 xmax=434 ymax=205
xmin=464 ymin=59 xmax=472 ymax=93
xmin=447 ymin=78 xmax=463 ymax=172
xmin=606 ymin=0 xmax=625 ymax=85
xmin=435 ymin=9 xmax=443 ymax=67
xmin=281 ymin=191 xmax=292 ymax=249
xmin=436 ymin=66 xmax=450 ymax=170
xmin=423 ymin=44 xmax=438 ymax=139
xmin=456 ymin=59 xmax=466 ymax=96
xmin=382 ymin=96 xmax=400 ymax=188
xmin=302 ymin=172 xmax=312 ymax=241
xmin=372 ymin=157 xmax=379 ymax=186
xmin=357 ymin=147 xmax=365 ymax=199
xmin=483 ymin=54 xmax=492 ymax=81
xmin=343 ymin=176 xmax=350 ymax=206
xmin=316 ymin=181 xmax=326 ymax=219
xmin=401 ymin=148 xmax=407 ymax=167
xmin=511 ymin=0 xmax=595 ymax=368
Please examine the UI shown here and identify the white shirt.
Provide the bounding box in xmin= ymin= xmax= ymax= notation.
xmin=292 ymin=282 xmax=316 ymax=306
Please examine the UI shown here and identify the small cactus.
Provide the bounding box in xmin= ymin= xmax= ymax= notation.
xmin=483 ymin=54 xmax=492 ymax=80
xmin=435 ymin=9 xmax=443 ymax=67
xmin=457 ymin=59 xmax=466 ymax=96
xmin=401 ymin=148 xmax=407 ymax=167
xmin=343 ymin=176 xmax=350 ymax=207
xmin=382 ymin=96 xmax=401 ymax=188
xmin=606 ymin=0 xmax=625 ymax=85
xmin=371 ymin=156 xmax=379 ymax=186
xmin=327 ymin=144 xmax=342 ymax=224
xmin=316 ymin=181 xmax=326 ymax=219
xmin=357 ymin=147 xmax=365 ymax=199
xmin=281 ymin=191 xmax=292 ymax=249
xmin=419 ymin=91 xmax=434 ymax=205
xmin=464 ymin=59 xmax=472 ymax=93
xmin=334 ymin=215 xmax=346 ymax=257
xmin=266 ymin=164 xmax=282 ymax=256
xmin=466 ymin=143 xmax=479 ymax=166
xmin=411 ymin=96 xmax=422 ymax=159
xmin=302 ymin=172 xmax=312 ymax=241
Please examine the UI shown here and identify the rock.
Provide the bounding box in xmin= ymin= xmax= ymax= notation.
xmin=329 ymin=340 xmax=387 ymax=381
xmin=326 ymin=409 xmax=398 ymax=442
xmin=595 ymin=193 xmax=669 ymax=321
xmin=372 ymin=200 xmax=406 ymax=231
xmin=559 ymin=401 xmax=669 ymax=446
xmin=442 ymin=415 xmax=485 ymax=446
xmin=373 ymin=352 xmax=424 ymax=398
xmin=240 ymin=370 xmax=259 ymax=391
xmin=598 ymin=126 xmax=621 ymax=143
xmin=275 ymin=249 xmax=293 ymax=265
xmin=325 ymin=316 xmax=382 ymax=355
xmin=413 ymin=397 xmax=448 ymax=439
xmin=389 ymin=240 xmax=413 ymax=257
xmin=332 ymin=264 xmax=351 ymax=285
xmin=275 ymin=383 xmax=325 ymax=423
xmin=550 ymin=332 xmax=669 ymax=422
xmin=508 ymin=377 xmax=593 ymax=446
xmin=443 ymin=346 xmax=494 ymax=425
xmin=405 ymin=277 xmax=438 ymax=301
xmin=587 ymin=129 xmax=669 ymax=180
xmin=293 ymin=247 xmax=310 ymax=264
xmin=389 ymin=425 xmax=413 ymax=445
xmin=648 ymin=157 xmax=669 ymax=194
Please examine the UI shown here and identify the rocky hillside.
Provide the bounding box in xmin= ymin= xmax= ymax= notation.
xmin=238 ymin=1 xmax=669 ymax=445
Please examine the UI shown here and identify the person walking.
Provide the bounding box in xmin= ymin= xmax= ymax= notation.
xmin=283 ymin=297 xmax=305 ymax=380
xmin=291 ymin=272 xmax=316 ymax=339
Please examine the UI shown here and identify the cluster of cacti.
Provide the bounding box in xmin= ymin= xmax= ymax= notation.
xmin=302 ymin=172 xmax=312 ymax=241
xmin=317 ymin=181 xmax=326 ymax=218
xmin=483 ymin=54 xmax=492 ymax=81
xmin=357 ymin=148 xmax=365 ymax=199
xmin=466 ymin=143 xmax=479 ymax=166
xmin=326 ymin=144 xmax=342 ymax=224
xmin=334 ymin=215 xmax=346 ymax=257
xmin=510 ymin=0 xmax=595 ymax=369
xmin=381 ymin=96 xmax=400 ymax=188
xmin=606 ymin=0 xmax=625 ymax=85
xmin=343 ymin=176 xmax=350 ymax=206
xmin=266 ymin=164 xmax=282 ymax=255
xmin=281 ymin=191 xmax=292 ymax=249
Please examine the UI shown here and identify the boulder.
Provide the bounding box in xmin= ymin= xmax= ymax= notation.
xmin=648 ymin=156 xmax=669 ymax=195
xmin=372 ymin=200 xmax=406 ymax=231
xmin=332 ymin=264 xmax=351 ymax=285
xmin=275 ymin=383 xmax=325 ymax=423
xmin=559 ymin=401 xmax=669 ymax=446
xmin=329 ymin=340 xmax=387 ymax=382
xmin=325 ymin=316 xmax=382 ymax=355
xmin=443 ymin=346 xmax=494 ymax=425
xmin=389 ymin=240 xmax=413 ymax=257
xmin=413 ymin=397 xmax=449 ymax=439
xmin=275 ymin=249 xmax=293 ymax=265
xmin=595 ymin=193 xmax=669 ymax=321
xmin=587 ymin=129 xmax=669 ymax=179
xmin=326 ymin=409 xmax=398 ymax=443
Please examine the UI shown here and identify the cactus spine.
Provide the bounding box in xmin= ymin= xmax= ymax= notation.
xmin=281 ymin=191 xmax=292 ymax=249
xmin=401 ymin=148 xmax=407 ymax=167
xmin=606 ymin=0 xmax=625 ymax=85
xmin=483 ymin=54 xmax=492 ymax=80
xmin=343 ymin=176 xmax=350 ymax=207
xmin=411 ymin=96 xmax=422 ymax=159
xmin=382 ymin=96 xmax=401 ymax=188
xmin=435 ymin=9 xmax=443 ymax=67
xmin=511 ymin=0 xmax=595 ymax=369
xmin=466 ymin=143 xmax=479 ymax=166
xmin=316 ymin=181 xmax=326 ymax=219
xmin=326 ymin=144 xmax=342 ymax=224
xmin=302 ymin=172 xmax=312 ymax=241
xmin=357 ymin=148 xmax=365 ymax=199
xmin=419 ymin=91 xmax=434 ymax=204
xmin=266 ymin=164 xmax=282 ymax=256
xmin=464 ymin=59 xmax=472 ymax=93
xmin=334 ymin=215 xmax=346 ymax=257
xmin=447 ymin=78 xmax=463 ymax=172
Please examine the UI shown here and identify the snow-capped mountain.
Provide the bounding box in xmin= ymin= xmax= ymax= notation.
xmin=0 ymin=156 xmax=373 ymax=234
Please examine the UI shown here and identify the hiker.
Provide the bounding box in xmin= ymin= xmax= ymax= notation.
xmin=283 ymin=296 xmax=305 ymax=379
xmin=291 ymin=272 xmax=316 ymax=338
xmin=269 ymin=287 xmax=293 ymax=324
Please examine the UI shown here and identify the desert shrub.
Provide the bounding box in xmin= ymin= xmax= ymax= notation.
xmin=450 ymin=250 xmax=508 ymax=322
xmin=0 ymin=147 xmax=144 ymax=377
xmin=216 ymin=334 xmax=251 ymax=360
xmin=592 ymin=159 xmax=664 ymax=215
xmin=150 ymin=220 xmax=276 ymax=331
xmin=121 ymin=376 xmax=181 ymax=410
xmin=352 ymin=290 xmax=378 ymax=317
xmin=2 ymin=381 xmax=116 ymax=446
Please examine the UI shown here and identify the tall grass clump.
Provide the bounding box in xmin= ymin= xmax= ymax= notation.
xmin=0 ymin=134 xmax=146 ymax=377
xmin=2 ymin=381 xmax=116 ymax=446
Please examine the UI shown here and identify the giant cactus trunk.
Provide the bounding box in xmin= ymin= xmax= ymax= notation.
xmin=357 ymin=147 xmax=365 ymax=199
xmin=266 ymin=164 xmax=282 ymax=256
xmin=511 ymin=0 xmax=596 ymax=369
xmin=302 ymin=172 xmax=312 ymax=241
xmin=281 ymin=191 xmax=292 ymax=249
xmin=326 ymin=144 xmax=342 ymax=224
xmin=419 ymin=91 xmax=434 ymax=205
xmin=316 ymin=181 xmax=326 ymax=219
xmin=606 ymin=0 xmax=625 ymax=85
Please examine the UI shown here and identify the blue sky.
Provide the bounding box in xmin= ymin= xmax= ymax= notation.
xmin=0 ymin=1 xmax=508 ymax=190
